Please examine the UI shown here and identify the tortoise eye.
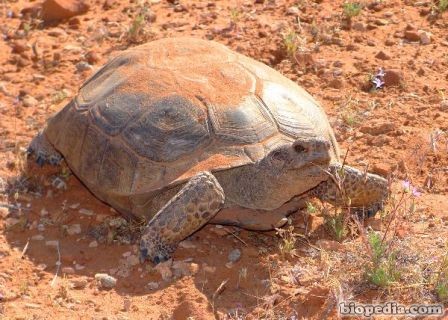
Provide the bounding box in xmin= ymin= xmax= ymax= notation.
xmin=294 ymin=144 xmax=306 ymax=153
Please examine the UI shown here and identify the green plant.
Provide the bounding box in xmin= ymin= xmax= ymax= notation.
xmin=282 ymin=29 xmax=299 ymax=57
xmin=276 ymin=224 xmax=298 ymax=258
xmin=229 ymin=7 xmax=242 ymax=25
xmin=325 ymin=211 xmax=348 ymax=242
xmin=437 ymin=0 xmax=448 ymax=12
xmin=127 ymin=4 xmax=151 ymax=43
xmin=434 ymin=251 xmax=448 ymax=302
xmin=342 ymin=2 xmax=362 ymax=19
xmin=365 ymin=231 xmax=400 ymax=287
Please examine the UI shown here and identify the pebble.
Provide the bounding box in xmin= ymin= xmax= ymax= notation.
xmin=88 ymin=240 xmax=98 ymax=248
xmin=69 ymin=203 xmax=80 ymax=210
xmin=418 ymin=30 xmax=431 ymax=45
xmin=79 ymin=208 xmax=93 ymax=216
xmin=85 ymin=51 xmax=100 ymax=64
xmin=5 ymin=217 xmax=20 ymax=229
xmin=228 ymin=249 xmax=241 ymax=263
xmin=66 ymin=224 xmax=82 ymax=235
xmin=22 ymin=95 xmax=38 ymax=108
xmin=154 ymin=260 xmax=173 ymax=281
xmin=360 ymin=122 xmax=396 ymax=135
xmin=62 ymin=267 xmax=75 ymax=274
xmin=52 ymin=177 xmax=67 ymax=190
xmin=286 ymin=6 xmax=299 ymax=15
xmin=47 ymin=28 xmax=67 ymax=37
xmin=37 ymin=224 xmax=45 ymax=232
xmin=10 ymin=40 xmax=29 ymax=54
xmin=127 ymin=255 xmax=140 ymax=266
xmin=95 ymin=273 xmax=117 ymax=289
xmin=383 ymin=69 xmax=402 ymax=87
xmin=440 ymin=100 xmax=448 ymax=111
xmin=71 ymin=278 xmax=87 ymax=289
xmin=40 ymin=208 xmax=49 ymax=216
xmin=404 ymin=30 xmax=420 ymax=42
xmin=315 ymin=239 xmax=344 ymax=252
xmin=31 ymin=234 xmax=45 ymax=241
xmin=375 ymin=50 xmax=391 ymax=60
xmin=75 ymin=61 xmax=93 ymax=72
xmin=146 ymin=282 xmax=159 ymax=290
xmin=202 ymin=264 xmax=216 ymax=273
xmin=352 ymin=22 xmax=366 ymax=32
xmin=178 ymin=240 xmax=196 ymax=249
xmin=45 ymin=240 xmax=59 ymax=247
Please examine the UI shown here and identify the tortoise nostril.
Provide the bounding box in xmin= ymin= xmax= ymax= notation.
xmin=294 ymin=144 xmax=307 ymax=153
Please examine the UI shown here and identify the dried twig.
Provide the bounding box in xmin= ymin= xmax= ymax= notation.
xmin=50 ymin=242 xmax=61 ymax=287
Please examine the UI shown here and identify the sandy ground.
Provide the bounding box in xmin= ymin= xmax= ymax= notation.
xmin=0 ymin=0 xmax=447 ymax=319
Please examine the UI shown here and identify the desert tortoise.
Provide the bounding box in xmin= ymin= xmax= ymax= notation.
xmin=29 ymin=37 xmax=388 ymax=263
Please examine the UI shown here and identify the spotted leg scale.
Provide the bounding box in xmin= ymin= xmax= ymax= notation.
xmin=140 ymin=171 xmax=225 ymax=264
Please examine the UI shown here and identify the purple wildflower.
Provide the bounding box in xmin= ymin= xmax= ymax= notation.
xmin=372 ymin=77 xmax=384 ymax=89
xmin=402 ymin=180 xmax=421 ymax=197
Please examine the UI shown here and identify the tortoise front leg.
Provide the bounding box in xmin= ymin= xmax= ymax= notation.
xmin=309 ymin=163 xmax=389 ymax=217
xmin=139 ymin=171 xmax=225 ymax=264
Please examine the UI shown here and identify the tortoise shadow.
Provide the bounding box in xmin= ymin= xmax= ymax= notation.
xmin=2 ymin=164 xmax=335 ymax=318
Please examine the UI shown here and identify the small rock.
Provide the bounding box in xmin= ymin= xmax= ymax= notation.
xmin=359 ymin=122 xmax=396 ymax=135
xmin=440 ymin=100 xmax=448 ymax=111
xmin=25 ymin=303 xmax=41 ymax=309
xmin=31 ymin=234 xmax=45 ymax=241
xmin=404 ymin=30 xmax=420 ymax=42
xmin=383 ymin=69 xmax=402 ymax=87
xmin=62 ymin=267 xmax=75 ymax=274
xmin=47 ymin=28 xmax=67 ymax=37
xmin=76 ymin=61 xmax=93 ymax=72
xmin=52 ymin=177 xmax=67 ymax=190
xmin=178 ymin=240 xmax=196 ymax=249
xmin=286 ymin=6 xmax=299 ymax=15
xmin=88 ymin=240 xmax=98 ymax=248
xmin=352 ymin=22 xmax=366 ymax=32
xmin=172 ymin=261 xmax=191 ymax=277
xmin=40 ymin=208 xmax=49 ymax=216
xmin=22 ymin=95 xmax=38 ymax=108
xmin=45 ymin=240 xmax=59 ymax=247
xmin=5 ymin=217 xmax=21 ymax=229
xmin=202 ymin=264 xmax=216 ymax=273
xmin=67 ymin=224 xmax=81 ymax=235
xmin=75 ymin=264 xmax=85 ymax=270
xmin=11 ymin=41 xmax=29 ymax=54
xmin=418 ymin=30 xmax=431 ymax=45
xmin=69 ymin=203 xmax=80 ymax=209
xmin=71 ymin=278 xmax=87 ymax=289
xmin=315 ymin=239 xmax=344 ymax=252
xmin=127 ymin=255 xmax=140 ymax=266
xmin=37 ymin=224 xmax=45 ymax=232
xmin=154 ymin=259 xmax=173 ymax=281
xmin=328 ymin=78 xmax=344 ymax=89
xmin=228 ymin=248 xmax=241 ymax=263
xmin=79 ymin=208 xmax=93 ymax=216
xmin=146 ymin=282 xmax=159 ymax=290
xmin=85 ymin=50 xmax=100 ymax=64
xmin=95 ymin=273 xmax=117 ymax=289
xmin=375 ymin=50 xmax=391 ymax=60
xmin=41 ymin=0 xmax=90 ymax=23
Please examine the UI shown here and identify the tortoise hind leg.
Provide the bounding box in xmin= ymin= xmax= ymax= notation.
xmin=309 ymin=163 xmax=389 ymax=217
xmin=139 ymin=171 xmax=225 ymax=264
xmin=28 ymin=131 xmax=62 ymax=166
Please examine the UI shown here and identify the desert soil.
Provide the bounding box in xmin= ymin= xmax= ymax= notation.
xmin=0 ymin=0 xmax=447 ymax=319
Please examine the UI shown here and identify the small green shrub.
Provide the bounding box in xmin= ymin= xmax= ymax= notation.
xmin=343 ymin=2 xmax=362 ymax=19
xmin=365 ymin=232 xmax=400 ymax=287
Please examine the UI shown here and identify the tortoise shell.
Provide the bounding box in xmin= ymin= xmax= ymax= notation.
xmin=45 ymin=37 xmax=339 ymax=213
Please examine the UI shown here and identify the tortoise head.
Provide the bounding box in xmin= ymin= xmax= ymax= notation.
xmin=245 ymin=137 xmax=332 ymax=210
xmin=261 ymin=137 xmax=332 ymax=176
